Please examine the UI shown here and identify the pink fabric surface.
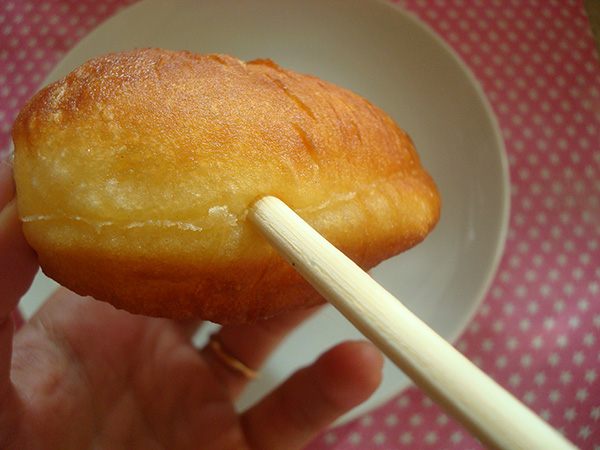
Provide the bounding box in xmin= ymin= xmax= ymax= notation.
xmin=1 ymin=0 xmax=599 ymax=448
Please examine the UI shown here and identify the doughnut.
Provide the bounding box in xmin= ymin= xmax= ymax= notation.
xmin=12 ymin=49 xmax=441 ymax=323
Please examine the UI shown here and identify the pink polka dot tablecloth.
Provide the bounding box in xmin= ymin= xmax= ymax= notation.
xmin=1 ymin=0 xmax=599 ymax=448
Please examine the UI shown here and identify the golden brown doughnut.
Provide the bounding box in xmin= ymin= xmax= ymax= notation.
xmin=13 ymin=49 xmax=440 ymax=323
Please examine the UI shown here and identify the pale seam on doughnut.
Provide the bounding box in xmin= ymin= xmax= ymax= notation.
xmin=20 ymin=215 xmax=205 ymax=232
xmin=297 ymin=191 xmax=357 ymax=213
xmin=19 ymin=189 xmax=360 ymax=230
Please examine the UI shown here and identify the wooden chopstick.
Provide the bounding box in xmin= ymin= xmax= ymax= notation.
xmin=248 ymin=195 xmax=577 ymax=450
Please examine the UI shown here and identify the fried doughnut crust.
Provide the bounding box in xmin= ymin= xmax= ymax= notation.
xmin=13 ymin=49 xmax=440 ymax=323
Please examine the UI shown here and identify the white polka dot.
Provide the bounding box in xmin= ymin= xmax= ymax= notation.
xmin=549 ymin=390 xmax=561 ymax=402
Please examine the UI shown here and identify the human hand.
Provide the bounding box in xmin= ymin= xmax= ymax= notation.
xmin=0 ymin=160 xmax=384 ymax=450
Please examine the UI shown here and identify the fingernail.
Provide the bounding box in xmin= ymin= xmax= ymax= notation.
xmin=1 ymin=151 xmax=14 ymax=168
xmin=0 ymin=152 xmax=16 ymax=208
xmin=0 ymin=152 xmax=14 ymax=183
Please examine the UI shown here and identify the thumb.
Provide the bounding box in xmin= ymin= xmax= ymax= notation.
xmin=0 ymin=159 xmax=38 ymax=318
xmin=0 ymin=200 xmax=38 ymax=318
xmin=0 ymin=199 xmax=38 ymax=395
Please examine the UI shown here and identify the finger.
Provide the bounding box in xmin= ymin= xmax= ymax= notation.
xmin=0 ymin=200 xmax=38 ymax=319
xmin=0 ymin=158 xmax=37 ymax=316
xmin=172 ymin=317 xmax=205 ymax=341
xmin=0 ymin=200 xmax=38 ymax=397
xmin=12 ymin=309 xmax=25 ymax=331
xmin=0 ymin=315 xmax=15 ymax=398
xmin=0 ymin=156 xmax=15 ymax=211
xmin=201 ymin=305 xmax=320 ymax=399
xmin=240 ymin=340 xmax=384 ymax=450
